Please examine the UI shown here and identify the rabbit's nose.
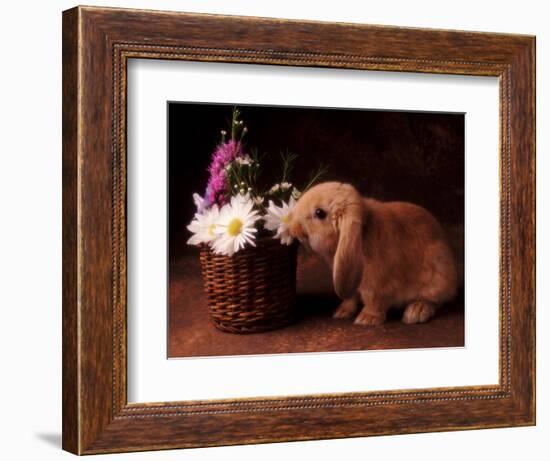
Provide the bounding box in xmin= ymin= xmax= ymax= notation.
xmin=288 ymin=218 xmax=305 ymax=240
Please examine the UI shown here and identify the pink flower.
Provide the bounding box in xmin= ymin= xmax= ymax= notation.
xmin=205 ymin=140 xmax=242 ymax=207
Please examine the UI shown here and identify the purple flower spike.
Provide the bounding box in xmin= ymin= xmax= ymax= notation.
xmin=204 ymin=139 xmax=243 ymax=207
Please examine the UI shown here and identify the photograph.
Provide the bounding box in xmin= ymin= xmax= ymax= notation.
xmin=168 ymin=102 xmax=465 ymax=358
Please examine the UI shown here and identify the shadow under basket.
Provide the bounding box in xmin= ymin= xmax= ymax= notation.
xmin=199 ymin=238 xmax=298 ymax=334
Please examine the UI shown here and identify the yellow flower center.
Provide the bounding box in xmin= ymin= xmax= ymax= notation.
xmin=207 ymin=224 xmax=216 ymax=237
xmin=227 ymin=218 xmax=243 ymax=237
xmin=281 ymin=215 xmax=290 ymax=224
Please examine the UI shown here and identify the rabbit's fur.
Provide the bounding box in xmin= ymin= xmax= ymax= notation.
xmin=288 ymin=182 xmax=458 ymax=325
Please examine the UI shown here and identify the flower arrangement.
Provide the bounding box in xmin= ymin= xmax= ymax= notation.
xmin=186 ymin=107 xmax=326 ymax=333
xmin=187 ymin=107 xmax=324 ymax=257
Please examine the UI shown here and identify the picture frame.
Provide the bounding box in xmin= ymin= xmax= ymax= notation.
xmin=62 ymin=5 xmax=535 ymax=455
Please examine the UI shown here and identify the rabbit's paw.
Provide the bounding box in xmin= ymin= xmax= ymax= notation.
xmin=354 ymin=308 xmax=386 ymax=326
xmin=402 ymin=301 xmax=436 ymax=324
xmin=333 ymin=298 xmax=360 ymax=319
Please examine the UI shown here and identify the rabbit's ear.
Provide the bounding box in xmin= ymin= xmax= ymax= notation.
xmin=333 ymin=203 xmax=364 ymax=299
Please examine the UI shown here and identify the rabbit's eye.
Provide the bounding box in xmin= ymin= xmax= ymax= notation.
xmin=314 ymin=208 xmax=327 ymax=220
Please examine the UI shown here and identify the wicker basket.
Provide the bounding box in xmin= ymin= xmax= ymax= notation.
xmin=199 ymin=238 xmax=298 ymax=334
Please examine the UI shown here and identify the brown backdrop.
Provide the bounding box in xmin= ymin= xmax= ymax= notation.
xmin=169 ymin=103 xmax=464 ymax=259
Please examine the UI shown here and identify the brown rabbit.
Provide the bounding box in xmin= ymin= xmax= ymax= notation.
xmin=288 ymin=182 xmax=458 ymax=325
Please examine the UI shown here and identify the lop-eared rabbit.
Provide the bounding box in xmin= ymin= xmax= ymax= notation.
xmin=288 ymin=182 xmax=458 ymax=325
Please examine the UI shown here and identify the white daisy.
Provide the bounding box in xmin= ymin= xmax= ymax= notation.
xmin=291 ymin=187 xmax=302 ymax=200
xmin=263 ymin=197 xmax=297 ymax=245
xmin=280 ymin=182 xmax=292 ymax=190
xmin=212 ymin=196 xmax=260 ymax=256
xmin=186 ymin=205 xmax=221 ymax=246
xmin=233 ymin=191 xmax=251 ymax=204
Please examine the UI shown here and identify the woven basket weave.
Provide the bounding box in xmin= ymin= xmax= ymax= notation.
xmin=199 ymin=238 xmax=298 ymax=334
